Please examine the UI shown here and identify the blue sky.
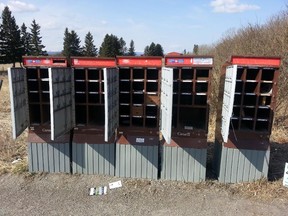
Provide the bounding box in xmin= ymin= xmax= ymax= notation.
xmin=0 ymin=0 xmax=287 ymax=53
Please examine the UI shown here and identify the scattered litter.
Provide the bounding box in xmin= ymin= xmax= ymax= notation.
xmin=89 ymin=180 xmax=122 ymax=196
xmin=12 ymin=158 xmax=21 ymax=164
xmin=109 ymin=180 xmax=122 ymax=189
xmin=89 ymin=186 xmax=108 ymax=196
xmin=89 ymin=187 xmax=95 ymax=196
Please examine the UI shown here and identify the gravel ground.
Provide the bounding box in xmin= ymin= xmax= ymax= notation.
xmin=0 ymin=173 xmax=287 ymax=216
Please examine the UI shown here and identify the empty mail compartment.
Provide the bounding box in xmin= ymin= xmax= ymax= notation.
xmin=88 ymin=92 xmax=100 ymax=104
xmin=180 ymin=82 xmax=193 ymax=92
xmin=87 ymin=69 xmax=100 ymax=80
xmin=133 ymin=93 xmax=144 ymax=104
xmin=146 ymin=82 xmax=158 ymax=92
xmin=147 ymin=68 xmax=159 ymax=80
xmin=245 ymin=82 xmax=258 ymax=93
xmin=194 ymin=95 xmax=207 ymax=105
xmin=196 ymin=69 xmax=209 ymax=80
xmin=74 ymin=68 xmax=86 ymax=80
xmin=120 ymin=81 xmax=131 ymax=92
xmin=76 ymin=105 xmax=87 ymax=125
xmin=180 ymin=94 xmax=192 ymax=105
xmin=29 ymin=104 xmax=41 ymax=125
xmin=261 ymin=68 xmax=275 ymax=81
xmin=246 ymin=68 xmax=259 ymax=80
xmin=179 ymin=107 xmax=207 ymax=130
xmin=132 ymin=117 xmax=143 ymax=126
xmin=133 ymin=68 xmax=145 ymax=79
xmin=88 ymin=105 xmax=104 ymax=126
xmin=120 ymin=105 xmax=130 ymax=115
xmin=120 ymin=93 xmax=130 ymax=103
xmin=181 ymin=68 xmax=194 ymax=79
xmin=132 ymin=81 xmax=144 ymax=91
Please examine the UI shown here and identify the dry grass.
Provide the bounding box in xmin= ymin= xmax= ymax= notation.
xmin=0 ymin=75 xmax=28 ymax=174
xmin=228 ymin=179 xmax=288 ymax=201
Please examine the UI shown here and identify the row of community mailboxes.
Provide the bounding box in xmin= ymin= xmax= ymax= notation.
xmin=8 ymin=55 xmax=281 ymax=183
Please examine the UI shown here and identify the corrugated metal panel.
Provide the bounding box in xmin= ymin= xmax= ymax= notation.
xmin=8 ymin=68 xmax=29 ymax=139
xmin=72 ymin=143 xmax=115 ymax=175
xmin=115 ymin=144 xmax=158 ymax=179
xmin=103 ymin=68 xmax=119 ymax=142
xmin=28 ymin=143 xmax=70 ymax=173
xmin=49 ymin=68 xmax=75 ymax=140
xmin=161 ymin=146 xmax=206 ymax=182
xmin=217 ymin=145 xmax=270 ymax=183
xmin=221 ymin=65 xmax=237 ymax=143
xmin=160 ymin=67 xmax=173 ymax=144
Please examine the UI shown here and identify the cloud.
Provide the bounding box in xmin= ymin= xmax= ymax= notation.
xmin=210 ymin=0 xmax=260 ymax=13
xmin=0 ymin=1 xmax=38 ymax=12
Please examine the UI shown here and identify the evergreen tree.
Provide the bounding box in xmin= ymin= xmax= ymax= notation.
xmin=144 ymin=42 xmax=163 ymax=56
xmin=119 ymin=37 xmax=127 ymax=55
xmin=62 ymin=28 xmax=71 ymax=58
xmin=144 ymin=45 xmax=150 ymax=56
xmin=193 ymin=44 xmax=199 ymax=55
xmin=82 ymin=31 xmax=97 ymax=56
xmin=0 ymin=6 xmax=22 ymax=66
xmin=99 ymin=34 xmax=122 ymax=57
xmin=30 ymin=19 xmax=47 ymax=56
xmin=154 ymin=44 xmax=164 ymax=56
xmin=128 ymin=40 xmax=136 ymax=56
xmin=20 ymin=23 xmax=31 ymax=56
xmin=62 ymin=28 xmax=82 ymax=59
xmin=70 ymin=30 xmax=82 ymax=56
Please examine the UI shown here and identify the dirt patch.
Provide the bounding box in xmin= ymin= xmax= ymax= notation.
xmin=0 ymin=173 xmax=287 ymax=216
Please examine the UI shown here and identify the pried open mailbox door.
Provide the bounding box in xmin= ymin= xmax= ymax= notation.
xmin=104 ymin=68 xmax=119 ymax=142
xmin=160 ymin=67 xmax=173 ymax=144
xmin=49 ymin=68 xmax=75 ymax=140
xmin=221 ymin=65 xmax=237 ymax=143
xmin=8 ymin=68 xmax=29 ymax=139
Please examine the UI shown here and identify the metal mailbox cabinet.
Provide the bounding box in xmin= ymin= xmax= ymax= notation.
xmin=214 ymin=56 xmax=281 ymax=183
xmin=160 ymin=55 xmax=213 ymax=182
xmin=71 ymin=57 xmax=118 ymax=175
xmin=115 ymin=56 xmax=162 ymax=179
xmin=9 ymin=56 xmax=74 ymax=173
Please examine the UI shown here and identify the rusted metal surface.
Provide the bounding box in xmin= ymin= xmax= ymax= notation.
xmin=224 ymin=131 xmax=270 ymax=151
xmin=71 ymin=57 xmax=116 ymax=68
xmin=162 ymin=137 xmax=207 ymax=149
xmin=73 ymin=127 xmax=115 ymax=144
xmin=27 ymin=128 xmax=70 ymax=143
xmin=23 ymin=56 xmax=67 ymax=67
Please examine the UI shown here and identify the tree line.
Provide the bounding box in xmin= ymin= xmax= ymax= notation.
xmin=0 ymin=6 xmax=164 ymax=66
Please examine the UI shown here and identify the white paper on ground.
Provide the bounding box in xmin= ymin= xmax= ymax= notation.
xmin=89 ymin=188 xmax=95 ymax=196
xmin=283 ymin=162 xmax=288 ymax=187
xmin=104 ymin=186 xmax=108 ymax=194
xmin=109 ymin=180 xmax=122 ymax=189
